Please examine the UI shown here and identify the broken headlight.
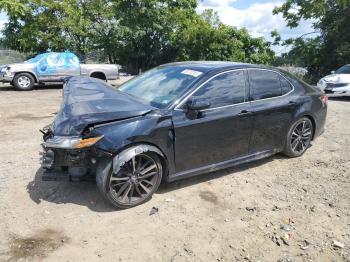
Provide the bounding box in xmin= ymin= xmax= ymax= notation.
xmin=43 ymin=136 xmax=103 ymax=149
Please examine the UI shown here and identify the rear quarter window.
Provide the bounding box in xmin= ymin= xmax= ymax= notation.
xmin=248 ymin=69 xmax=282 ymax=100
xmin=280 ymin=76 xmax=293 ymax=94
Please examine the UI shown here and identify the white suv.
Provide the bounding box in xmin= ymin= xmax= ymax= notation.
xmin=317 ymin=64 xmax=350 ymax=96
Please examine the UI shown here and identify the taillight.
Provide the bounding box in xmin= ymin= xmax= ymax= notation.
xmin=319 ymin=94 xmax=328 ymax=107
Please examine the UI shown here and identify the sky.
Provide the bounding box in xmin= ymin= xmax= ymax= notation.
xmin=0 ymin=0 xmax=315 ymax=53
xmin=197 ymin=0 xmax=316 ymax=53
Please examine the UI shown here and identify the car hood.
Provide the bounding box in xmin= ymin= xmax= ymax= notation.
xmin=53 ymin=77 xmax=155 ymax=136
xmin=321 ymin=74 xmax=350 ymax=83
xmin=2 ymin=62 xmax=35 ymax=71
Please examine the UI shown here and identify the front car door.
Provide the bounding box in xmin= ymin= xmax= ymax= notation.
xmin=172 ymin=69 xmax=253 ymax=174
xmin=247 ymin=69 xmax=296 ymax=154
xmin=35 ymin=52 xmax=80 ymax=82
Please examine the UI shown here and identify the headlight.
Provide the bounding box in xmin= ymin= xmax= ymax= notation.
xmin=43 ymin=136 xmax=103 ymax=149
xmin=1 ymin=66 xmax=11 ymax=74
xmin=317 ymin=79 xmax=326 ymax=88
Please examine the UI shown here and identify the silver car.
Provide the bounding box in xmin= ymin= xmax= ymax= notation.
xmin=0 ymin=52 xmax=119 ymax=90
xmin=317 ymin=64 xmax=350 ymax=96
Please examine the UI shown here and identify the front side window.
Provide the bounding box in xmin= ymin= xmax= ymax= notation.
xmin=249 ymin=69 xmax=282 ymax=100
xmin=190 ymin=70 xmax=246 ymax=108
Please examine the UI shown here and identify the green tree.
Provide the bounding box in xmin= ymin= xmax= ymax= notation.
xmin=173 ymin=10 xmax=274 ymax=64
xmin=1 ymin=0 xmax=275 ymax=73
xmin=273 ymin=0 xmax=350 ymax=82
xmin=0 ymin=0 xmax=25 ymax=16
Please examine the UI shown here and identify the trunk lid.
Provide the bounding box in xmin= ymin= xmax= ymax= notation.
xmin=53 ymin=77 xmax=154 ymax=136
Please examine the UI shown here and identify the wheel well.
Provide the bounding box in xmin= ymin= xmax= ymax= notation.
xmin=15 ymin=72 xmax=37 ymax=83
xmin=304 ymin=115 xmax=316 ymax=140
xmin=90 ymin=71 xmax=106 ymax=80
xmin=113 ymin=142 xmax=169 ymax=181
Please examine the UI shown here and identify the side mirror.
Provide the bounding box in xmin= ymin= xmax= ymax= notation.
xmin=331 ymin=70 xmax=335 ymax=74
xmin=185 ymin=97 xmax=211 ymax=111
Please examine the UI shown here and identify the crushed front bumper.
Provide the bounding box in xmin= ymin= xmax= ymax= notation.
xmin=40 ymin=146 xmax=97 ymax=181
xmin=40 ymin=130 xmax=111 ymax=181
xmin=320 ymin=83 xmax=350 ymax=97
xmin=0 ymin=72 xmax=14 ymax=83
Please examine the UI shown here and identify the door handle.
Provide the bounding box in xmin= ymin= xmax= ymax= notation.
xmin=289 ymin=101 xmax=297 ymax=105
xmin=238 ymin=110 xmax=250 ymax=115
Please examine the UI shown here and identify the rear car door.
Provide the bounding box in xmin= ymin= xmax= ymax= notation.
xmin=247 ymin=69 xmax=295 ymax=154
xmin=172 ymin=69 xmax=253 ymax=173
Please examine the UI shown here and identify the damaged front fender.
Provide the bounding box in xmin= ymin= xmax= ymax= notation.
xmin=112 ymin=144 xmax=165 ymax=174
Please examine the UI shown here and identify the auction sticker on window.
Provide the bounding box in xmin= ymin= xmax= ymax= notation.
xmin=181 ymin=69 xmax=203 ymax=77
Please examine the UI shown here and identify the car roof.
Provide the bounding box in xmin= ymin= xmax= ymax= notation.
xmin=160 ymin=61 xmax=273 ymax=74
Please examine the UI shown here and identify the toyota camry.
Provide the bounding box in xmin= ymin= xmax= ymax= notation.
xmin=40 ymin=62 xmax=327 ymax=209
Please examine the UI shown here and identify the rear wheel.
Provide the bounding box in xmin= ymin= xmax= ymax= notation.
xmin=96 ymin=152 xmax=163 ymax=209
xmin=283 ymin=117 xmax=313 ymax=157
xmin=13 ymin=73 xmax=35 ymax=91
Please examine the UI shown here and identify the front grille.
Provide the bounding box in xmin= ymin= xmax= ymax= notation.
xmin=326 ymin=83 xmax=348 ymax=88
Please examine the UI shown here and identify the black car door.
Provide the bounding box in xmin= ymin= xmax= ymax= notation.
xmin=172 ymin=69 xmax=253 ymax=173
xmin=247 ymin=69 xmax=296 ymax=154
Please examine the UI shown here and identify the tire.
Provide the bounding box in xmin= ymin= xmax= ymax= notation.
xmin=283 ymin=117 xmax=314 ymax=157
xmin=96 ymin=152 xmax=163 ymax=209
xmin=13 ymin=73 xmax=35 ymax=91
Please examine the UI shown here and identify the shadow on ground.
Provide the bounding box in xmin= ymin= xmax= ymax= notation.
xmin=27 ymin=154 xmax=283 ymax=211
xmin=27 ymin=168 xmax=116 ymax=212
xmin=157 ymin=154 xmax=282 ymax=194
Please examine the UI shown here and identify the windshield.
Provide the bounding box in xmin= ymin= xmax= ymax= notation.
xmin=25 ymin=53 xmax=46 ymax=63
xmin=119 ymin=66 xmax=204 ymax=108
xmin=335 ymin=65 xmax=350 ymax=74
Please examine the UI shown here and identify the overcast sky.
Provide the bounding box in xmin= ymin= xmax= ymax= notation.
xmin=0 ymin=0 xmax=315 ymax=53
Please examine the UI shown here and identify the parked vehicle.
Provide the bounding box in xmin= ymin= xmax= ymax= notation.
xmin=0 ymin=51 xmax=118 ymax=90
xmin=40 ymin=62 xmax=327 ymax=209
xmin=317 ymin=64 xmax=350 ymax=96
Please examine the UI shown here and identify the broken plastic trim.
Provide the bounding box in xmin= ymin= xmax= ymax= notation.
xmin=112 ymin=144 xmax=164 ymax=174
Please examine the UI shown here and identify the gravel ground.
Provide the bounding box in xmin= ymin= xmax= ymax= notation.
xmin=0 ymin=81 xmax=349 ymax=262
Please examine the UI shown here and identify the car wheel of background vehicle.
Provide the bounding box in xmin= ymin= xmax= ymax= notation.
xmin=283 ymin=117 xmax=314 ymax=157
xmin=96 ymin=152 xmax=163 ymax=209
xmin=13 ymin=73 xmax=35 ymax=91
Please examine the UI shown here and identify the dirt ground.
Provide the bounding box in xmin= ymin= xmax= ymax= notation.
xmin=0 ymin=80 xmax=349 ymax=262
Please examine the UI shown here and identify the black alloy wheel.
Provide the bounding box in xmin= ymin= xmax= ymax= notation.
xmin=283 ymin=117 xmax=313 ymax=157
xmin=97 ymin=152 xmax=163 ymax=209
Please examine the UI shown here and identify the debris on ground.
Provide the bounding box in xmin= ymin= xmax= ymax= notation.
xmin=299 ymin=240 xmax=310 ymax=250
xmin=272 ymin=205 xmax=280 ymax=211
xmin=281 ymin=234 xmax=291 ymax=246
xmin=149 ymin=207 xmax=159 ymax=216
xmin=245 ymin=207 xmax=256 ymax=212
xmin=272 ymin=235 xmax=281 ymax=246
xmin=280 ymin=224 xmax=293 ymax=231
xmin=165 ymin=198 xmax=175 ymax=202
xmin=331 ymin=240 xmax=345 ymax=249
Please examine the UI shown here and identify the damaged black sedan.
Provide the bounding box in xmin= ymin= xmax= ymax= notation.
xmin=41 ymin=62 xmax=327 ymax=209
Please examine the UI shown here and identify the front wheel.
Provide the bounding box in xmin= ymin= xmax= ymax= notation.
xmin=96 ymin=152 xmax=163 ymax=209
xmin=13 ymin=73 xmax=35 ymax=91
xmin=283 ymin=117 xmax=314 ymax=157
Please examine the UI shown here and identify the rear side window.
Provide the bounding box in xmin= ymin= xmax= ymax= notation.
xmin=191 ymin=70 xmax=246 ymax=108
xmin=248 ymin=69 xmax=282 ymax=100
xmin=280 ymin=76 xmax=293 ymax=94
